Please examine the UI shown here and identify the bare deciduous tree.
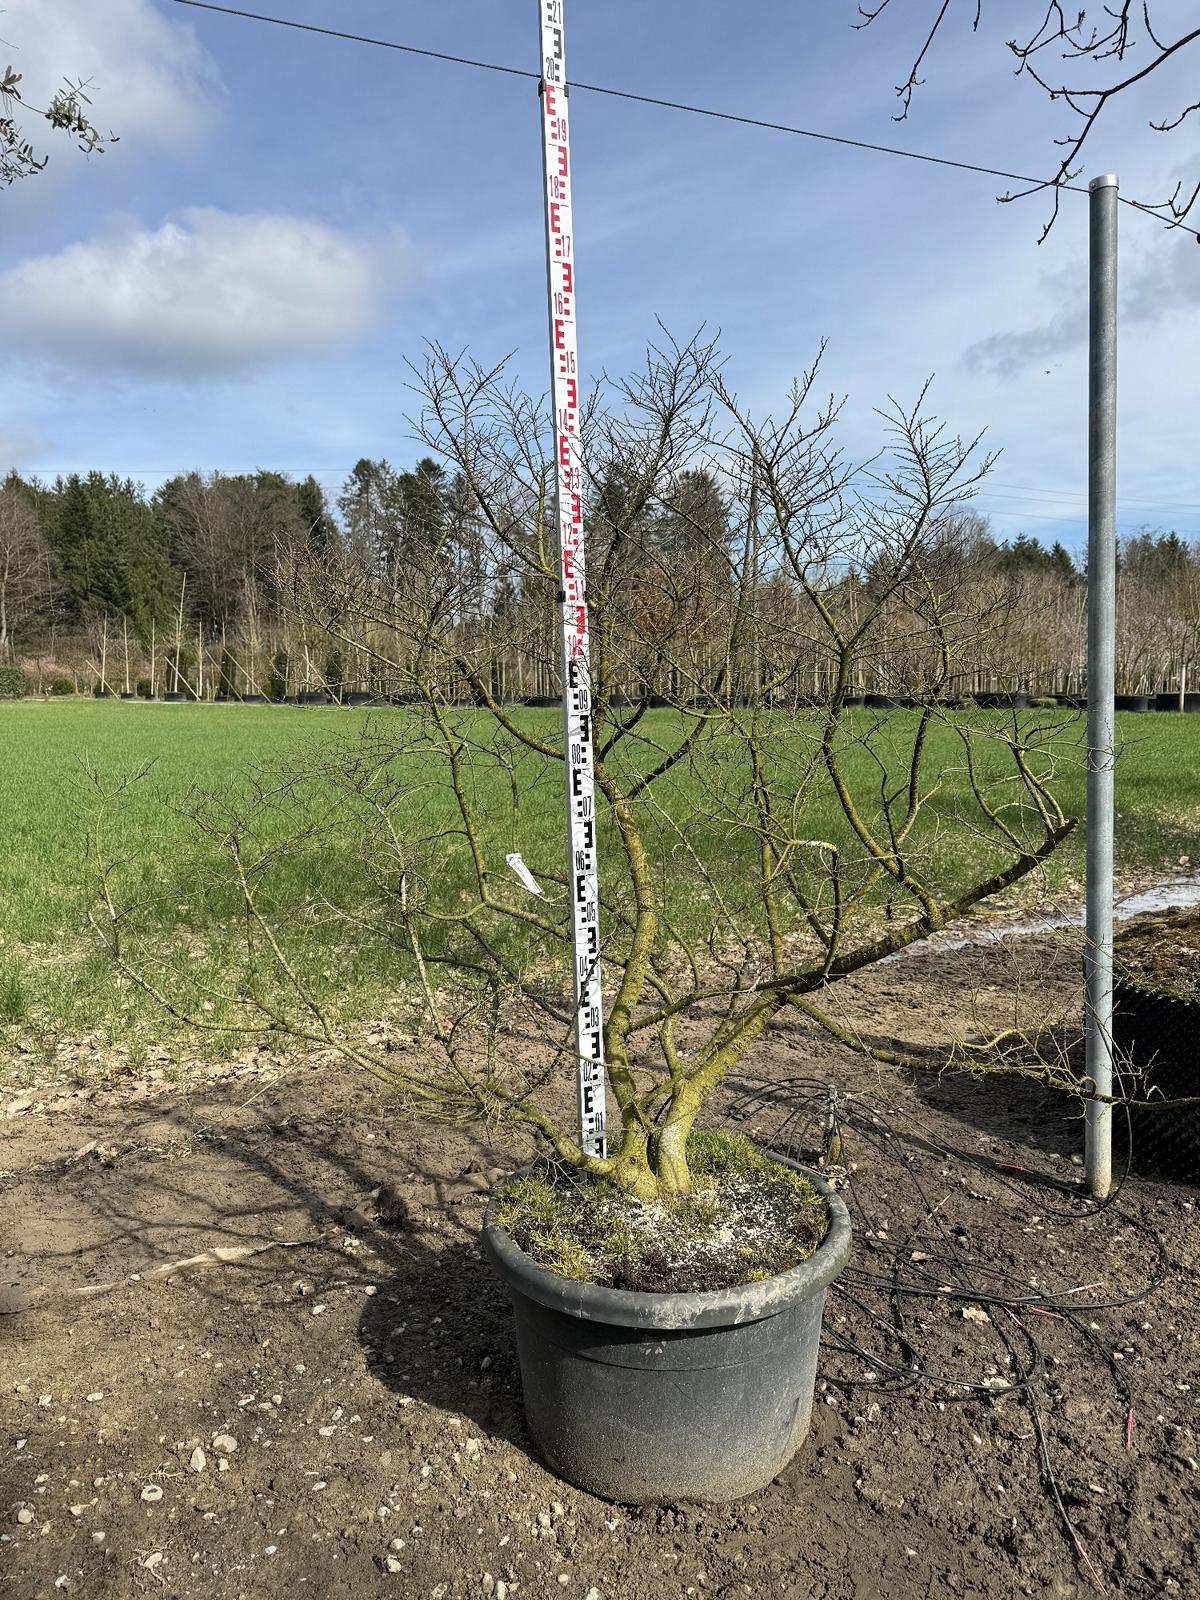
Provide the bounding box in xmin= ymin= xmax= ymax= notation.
xmin=854 ymin=2 xmax=1200 ymax=236
xmin=96 ymin=339 xmax=1081 ymax=1202
xmin=0 ymin=482 xmax=51 ymax=657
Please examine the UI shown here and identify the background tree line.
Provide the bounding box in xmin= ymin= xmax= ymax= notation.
xmin=1 ymin=460 xmax=1198 ymax=702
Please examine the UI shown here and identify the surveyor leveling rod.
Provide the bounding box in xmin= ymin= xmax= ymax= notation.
xmin=537 ymin=0 xmax=607 ymax=1158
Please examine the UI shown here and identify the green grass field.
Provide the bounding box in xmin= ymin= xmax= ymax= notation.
xmin=1 ymin=699 xmax=1196 ymax=1078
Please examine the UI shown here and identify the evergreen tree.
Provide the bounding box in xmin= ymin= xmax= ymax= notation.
xmin=267 ymin=647 xmax=289 ymax=701
xmin=296 ymin=476 xmax=337 ymax=554
xmin=47 ymin=473 xmax=171 ymax=632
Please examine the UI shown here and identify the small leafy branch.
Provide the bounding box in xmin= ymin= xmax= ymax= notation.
xmin=1 ymin=50 xmax=116 ymax=187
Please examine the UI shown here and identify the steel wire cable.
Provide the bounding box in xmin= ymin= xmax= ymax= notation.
xmin=170 ymin=0 xmax=1200 ymax=243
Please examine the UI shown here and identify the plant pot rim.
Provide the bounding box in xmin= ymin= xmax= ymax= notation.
xmin=1114 ymin=970 xmax=1200 ymax=1014
xmin=483 ymin=1153 xmax=852 ymax=1332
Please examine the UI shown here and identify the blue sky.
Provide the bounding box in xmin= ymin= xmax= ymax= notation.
xmin=2 ymin=0 xmax=1198 ymax=550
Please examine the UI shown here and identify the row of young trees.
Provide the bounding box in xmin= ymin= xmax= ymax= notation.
xmin=2 ymin=448 xmax=1200 ymax=702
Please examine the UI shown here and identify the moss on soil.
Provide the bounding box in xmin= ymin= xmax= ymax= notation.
xmin=1114 ymin=909 xmax=1200 ymax=1002
xmin=493 ymin=1130 xmax=829 ymax=1293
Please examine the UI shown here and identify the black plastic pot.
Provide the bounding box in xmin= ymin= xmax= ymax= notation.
xmin=1114 ymin=694 xmax=1151 ymax=712
xmin=973 ymin=691 xmax=1028 ymax=709
xmin=1054 ymin=692 xmax=1087 ymax=710
xmin=242 ymin=693 xmax=268 ymax=704
xmin=163 ymin=691 xmax=187 ymax=702
xmin=863 ymin=693 xmax=903 ymax=709
xmin=120 ymin=692 xmax=136 ymax=701
xmin=344 ymin=691 xmax=376 ymax=706
xmin=1154 ymin=692 xmax=1200 ymax=712
xmin=298 ymin=690 xmax=332 ymax=705
xmin=483 ymin=1159 xmax=852 ymax=1504
xmin=1112 ymin=975 xmax=1200 ymax=1179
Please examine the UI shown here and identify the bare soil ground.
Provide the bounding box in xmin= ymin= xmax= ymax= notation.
xmin=1 ymin=927 xmax=1197 ymax=1600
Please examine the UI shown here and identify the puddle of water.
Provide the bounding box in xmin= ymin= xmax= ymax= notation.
xmin=886 ymin=875 xmax=1200 ymax=963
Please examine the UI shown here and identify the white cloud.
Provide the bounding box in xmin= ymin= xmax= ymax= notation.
xmin=1 ymin=0 xmax=221 ymax=156
xmin=962 ymin=230 xmax=1200 ymax=380
xmin=0 ymin=209 xmax=405 ymax=375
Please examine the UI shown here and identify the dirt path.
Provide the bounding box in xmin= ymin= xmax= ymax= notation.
xmin=1 ymin=931 xmax=1197 ymax=1600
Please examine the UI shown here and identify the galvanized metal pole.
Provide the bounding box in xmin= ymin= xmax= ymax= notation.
xmin=1084 ymin=174 xmax=1118 ymax=1199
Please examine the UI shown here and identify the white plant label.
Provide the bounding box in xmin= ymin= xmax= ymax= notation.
xmin=538 ymin=0 xmax=607 ymax=1158
xmin=505 ymin=852 xmax=545 ymax=897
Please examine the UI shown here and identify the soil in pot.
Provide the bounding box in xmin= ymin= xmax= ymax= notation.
xmin=484 ymin=1132 xmax=851 ymax=1504
xmin=1114 ymin=907 xmax=1200 ymax=1001
xmin=494 ymin=1131 xmax=828 ymax=1292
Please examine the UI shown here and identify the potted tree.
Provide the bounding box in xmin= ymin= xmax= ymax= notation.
xmin=98 ymin=340 xmax=1078 ymax=1503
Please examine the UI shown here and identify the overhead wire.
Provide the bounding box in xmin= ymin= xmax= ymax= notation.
xmin=169 ymin=0 xmax=1200 ymax=243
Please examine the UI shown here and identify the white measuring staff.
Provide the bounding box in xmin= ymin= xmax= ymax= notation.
xmin=537 ymin=0 xmax=607 ymax=1159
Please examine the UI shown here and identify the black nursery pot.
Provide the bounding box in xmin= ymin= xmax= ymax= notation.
xmin=973 ymin=691 xmax=1028 ymax=709
xmin=482 ymin=1158 xmax=851 ymax=1504
xmin=1112 ymin=976 xmax=1200 ymax=1179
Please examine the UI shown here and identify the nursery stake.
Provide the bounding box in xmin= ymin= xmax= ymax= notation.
xmin=537 ymin=0 xmax=607 ymax=1157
